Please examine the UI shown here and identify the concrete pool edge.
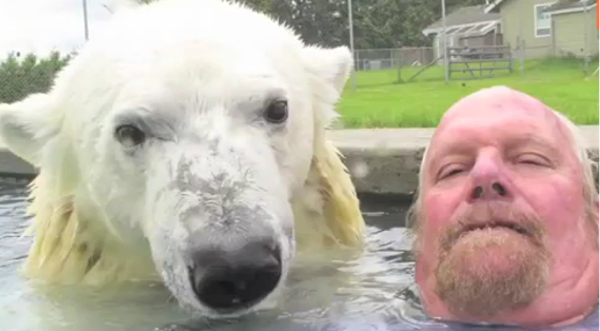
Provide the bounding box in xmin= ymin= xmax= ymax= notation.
xmin=0 ymin=126 xmax=597 ymax=195
xmin=332 ymin=125 xmax=599 ymax=195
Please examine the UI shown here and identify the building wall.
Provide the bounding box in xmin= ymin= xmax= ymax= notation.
xmin=552 ymin=9 xmax=599 ymax=57
xmin=500 ymin=0 xmax=556 ymax=58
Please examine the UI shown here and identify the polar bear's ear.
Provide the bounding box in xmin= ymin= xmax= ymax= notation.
xmin=302 ymin=45 xmax=354 ymax=95
xmin=0 ymin=93 xmax=58 ymax=167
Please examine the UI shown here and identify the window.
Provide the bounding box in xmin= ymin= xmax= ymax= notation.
xmin=534 ymin=3 xmax=554 ymax=37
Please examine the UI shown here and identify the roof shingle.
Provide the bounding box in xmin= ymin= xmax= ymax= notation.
xmin=545 ymin=0 xmax=596 ymax=12
xmin=424 ymin=4 xmax=500 ymax=32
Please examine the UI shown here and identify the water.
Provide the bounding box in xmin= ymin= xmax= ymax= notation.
xmin=0 ymin=177 xmax=436 ymax=331
xmin=0 ymin=178 xmax=598 ymax=331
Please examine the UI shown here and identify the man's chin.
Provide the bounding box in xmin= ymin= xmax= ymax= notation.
xmin=434 ymin=229 xmax=549 ymax=317
xmin=457 ymin=227 xmax=534 ymax=263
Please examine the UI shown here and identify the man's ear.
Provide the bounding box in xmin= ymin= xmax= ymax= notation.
xmin=594 ymin=200 xmax=600 ymax=227
xmin=0 ymin=93 xmax=58 ymax=167
xmin=301 ymin=45 xmax=354 ymax=96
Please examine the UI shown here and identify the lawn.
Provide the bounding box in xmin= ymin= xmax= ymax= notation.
xmin=336 ymin=57 xmax=599 ymax=128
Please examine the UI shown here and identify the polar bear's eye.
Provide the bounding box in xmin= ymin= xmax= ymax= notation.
xmin=264 ymin=100 xmax=288 ymax=124
xmin=115 ymin=125 xmax=146 ymax=147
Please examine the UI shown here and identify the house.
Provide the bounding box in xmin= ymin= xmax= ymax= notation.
xmin=546 ymin=0 xmax=599 ymax=57
xmin=484 ymin=0 xmax=598 ymax=58
xmin=422 ymin=5 xmax=502 ymax=61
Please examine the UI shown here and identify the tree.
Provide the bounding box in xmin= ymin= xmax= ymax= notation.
xmin=0 ymin=51 xmax=72 ymax=103
xmin=131 ymin=0 xmax=489 ymax=49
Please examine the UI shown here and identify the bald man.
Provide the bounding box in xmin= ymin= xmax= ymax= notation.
xmin=410 ymin=86 xmax=599 ymax=328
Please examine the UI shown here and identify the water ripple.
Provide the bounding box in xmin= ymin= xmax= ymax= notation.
xmin=0 ymin=179 xmax=440 ymax=331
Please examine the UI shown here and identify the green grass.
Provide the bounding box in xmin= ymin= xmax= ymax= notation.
xmin=337 ymin=57 xmax=599 ymax=128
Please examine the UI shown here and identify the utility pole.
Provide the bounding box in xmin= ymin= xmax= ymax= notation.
xmin=82 ymin=0 xmax=89 ymax=41
xmin=348 ymin=0 xmax=356 ymax=91
xmin=519 ymin=0 xmax=524 ymax=77
xmin=583 ymin=1 xmax=590 ymax=75
xmin=442 ymin=0 xmax=449 ymax=83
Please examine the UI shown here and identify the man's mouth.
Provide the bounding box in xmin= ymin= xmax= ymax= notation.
xmin=462 ymin=220 xmax=529 ymax=236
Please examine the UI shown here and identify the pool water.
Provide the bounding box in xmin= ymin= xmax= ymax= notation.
xmin=1 ymin=178 xmax=598 ymax=331
xmin=0 ymin=177 xmax=437 ymax=331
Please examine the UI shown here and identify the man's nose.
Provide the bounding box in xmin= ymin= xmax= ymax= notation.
xmin=468 ymin=153 xmax=512 ymax=202
xmin=470 ymin=181 xmax=510 ymax=200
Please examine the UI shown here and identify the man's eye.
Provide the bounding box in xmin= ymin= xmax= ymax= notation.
xmin=515 ymin=153 xmax=551 ymax=167
xmin=438 ymin=165 xmax=465 ymax=180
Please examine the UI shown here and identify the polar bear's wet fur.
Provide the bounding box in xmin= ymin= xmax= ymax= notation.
xmin=0 ymin=0 xmax=365 ymax=318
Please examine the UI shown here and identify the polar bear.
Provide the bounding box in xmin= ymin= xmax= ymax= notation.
xmin=0 ymin=0 xmax=365 ymax=318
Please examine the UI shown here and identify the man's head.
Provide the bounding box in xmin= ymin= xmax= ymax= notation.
xmin=410 ymin=86 xmax=599 ymax=327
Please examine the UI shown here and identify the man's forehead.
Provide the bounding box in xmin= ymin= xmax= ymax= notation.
xmin=423 ymin=87 xmax=578 ymax=173
xmin=442 ymin=86 xmax=555 ymax=124
xmin=434 ymin=87 xmax=568 ymax=141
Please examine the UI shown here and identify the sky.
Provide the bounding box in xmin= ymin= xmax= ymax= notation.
xmin=0 ymin=0 xmax=115 ymax=59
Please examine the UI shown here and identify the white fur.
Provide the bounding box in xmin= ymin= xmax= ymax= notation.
xmin=0 ymin=0 xmax=364 ymax=318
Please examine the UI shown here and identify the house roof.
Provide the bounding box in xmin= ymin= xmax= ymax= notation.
xmin=422 ymin=5 xmax=501 ymax=36
xmin=485 ymin=0 xmax=596 ymax=13
xmin=545 ymin=0 xmax=597 ymax=14
xmin=484 ymin=0 xmax=506 ymax=13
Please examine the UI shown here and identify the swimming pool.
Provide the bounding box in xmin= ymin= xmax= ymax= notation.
xmin=2 ymin=177 xmax=596 ymax=331
xmin=0 ymin=176 xmax=433 ymax=331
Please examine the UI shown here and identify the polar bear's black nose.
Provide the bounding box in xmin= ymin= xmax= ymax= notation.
xmin=189 ymin=239 xmax=282 ymax=311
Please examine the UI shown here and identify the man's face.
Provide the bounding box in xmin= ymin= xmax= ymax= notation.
xmin=415 ymin=88 xmax=598 ymax=319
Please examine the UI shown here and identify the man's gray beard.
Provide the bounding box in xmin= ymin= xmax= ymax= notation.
xmin=431 ymin=201 xmax=551 ymax=318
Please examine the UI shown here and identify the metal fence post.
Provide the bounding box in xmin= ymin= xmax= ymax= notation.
xmin=348 ymin=0 xmax=356 ymax=91
xmin=442 ymin=0 xmax=449 ymax=83
xmin=583 ymin=2 xmax=590 ymax=75
xmin=396 ymin=49 xmax=402 ymax=83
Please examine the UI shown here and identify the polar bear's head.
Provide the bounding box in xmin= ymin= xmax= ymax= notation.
xmin=0 ymin=0 xmax=353 ymax=318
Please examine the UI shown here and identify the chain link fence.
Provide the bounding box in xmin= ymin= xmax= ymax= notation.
xmin=348 ymin=39 xmax=598 ymax=89
xmin=354 ymin=47 xmax=435 ymax=71
xmin=0 ymin=41 xmax=597 ymax=103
